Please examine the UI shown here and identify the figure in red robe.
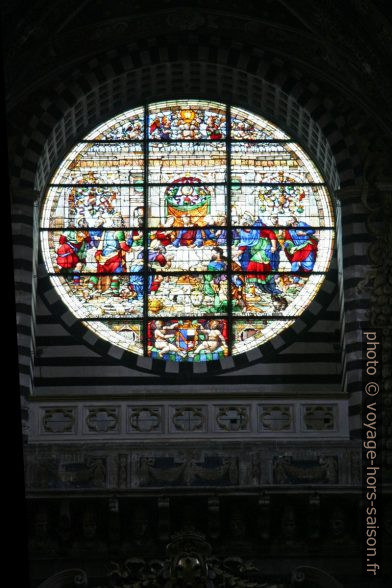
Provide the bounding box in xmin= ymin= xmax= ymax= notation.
xmin=283 ymin=216 xmax=318 ymax=282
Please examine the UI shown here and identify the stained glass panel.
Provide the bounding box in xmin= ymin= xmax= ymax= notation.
xmin=231 ymin=106 xmax=289 ymax=141
xmin=148 ymin=230 xmax=228 ymax=272
xmin=231 ymin=185 xmax=332 ymax=227
xmin=42 ymin=185 xmax=144 ymax=229
xmin=231 ymin=272 xmax=331 ymax=317
xmin=83 ymin=320 xmax=143 ymax=355
xmin=51 ymin=143 xmax=144 ymax=185
xmin=147 ymin=274 xmax=228 ymax=317
xmin=147 ymin=319 xmax=229 ymax=361
xmin=231 ymin=142 xmax=324 ymax=184
xmin=148 ymin=101 xmax=226 ymax=140
xmin=231 ymin=227 xmax=334 ymax=274
xmin=40 ymin=100 xmax=335 ymax=361
xmin=148 ymin=142 xmax=227 ymax=184
xmin=49 ymin=275 xmax=144 ymax=318
xmin=148 ymin=182 xmax=226 ymax=228
xmin=42 ymin=230 xmax=143 ymax=274
xmin=231 ymin=273 xmax=310 ymax=316
xmin=84 ymin=107 xmax=144 ymax=140
xmin=232 ymin=319 xmax=295 ymax=354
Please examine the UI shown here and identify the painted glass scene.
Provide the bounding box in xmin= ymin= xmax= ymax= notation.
xmin=40 ymin=100 xmax=334 ymax=361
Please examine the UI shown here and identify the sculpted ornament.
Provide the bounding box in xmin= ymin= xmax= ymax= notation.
xmin=105 ymin=528 xmax=285 ymax=588
xmin=58 ymin=528 xmax=344 ymax=588
xmin=139 ymin=456 xmax=238 ymax=487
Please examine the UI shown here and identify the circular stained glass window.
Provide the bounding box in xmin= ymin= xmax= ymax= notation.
xmin=40 ymin=100 xmax=334 ymax=363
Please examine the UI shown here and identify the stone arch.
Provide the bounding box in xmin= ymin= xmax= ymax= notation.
xmin=12 ymin=35 xmax=360 ymax=427
xmin=9 ymin=37 xmax=362 ymax=192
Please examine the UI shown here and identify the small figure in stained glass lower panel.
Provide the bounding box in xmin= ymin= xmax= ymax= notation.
xmin=148 ymin=319 xmax=228 ymax=362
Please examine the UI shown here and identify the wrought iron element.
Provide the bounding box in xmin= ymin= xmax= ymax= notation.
xmin=104 ymin=528 xmax=287 ymax=587
xmin=37 ymin=569 xmax=88 ymax=588
xmin=291 ymin=566 xmax=343 ymax=588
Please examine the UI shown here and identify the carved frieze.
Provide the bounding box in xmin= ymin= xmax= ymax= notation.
xmin=28 ymin=453 xmax=107 ymax=490
xmin=138 ymin=455 xmax=238 ymax=487
xmin=25 ymin=443 xmax=362 ymax=491
xmin=273 ymin=456 xmax=338 ymax=484
xmin=118 ymin=454 xmax=129 ymax=489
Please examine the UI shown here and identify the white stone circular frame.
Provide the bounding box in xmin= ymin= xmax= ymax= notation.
xmin=40 ymin=100 xmax=335 ymax=370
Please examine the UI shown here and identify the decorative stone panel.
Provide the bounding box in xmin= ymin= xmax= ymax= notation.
xmin=84 ymin=407 xmax=120 ymax=434
xmin=169 ymin=406 xmax=207 ymax=433
xmin=137 ymin=455 xmax=239 ymax=487
xmin=26 ymin=451 xmax=108 ymax=490
xmin=24 ymin=442 xmax=360 ymax=492
xmin=273 ymin=455 xmax=339 ymax=484
xmin=118 ymin=453 xmax=129 ymax=489
xmin=41 ymin=408 xmax=76 ymax=434
xmin=214 ymin=406 xmax=250 ymax=432
xmin=302 ymin=405 xmax=336 ymax=431
xmin=29 ymin=400 xmax=348 ymax=439
xmin=258 ymin=405 xmax=294 ymax=433
xmin=127 ymin=406 xmax=163 ymax=434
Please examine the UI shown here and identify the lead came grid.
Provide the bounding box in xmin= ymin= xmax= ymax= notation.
xmin=40 ymin=101 xmax=335 ymax=362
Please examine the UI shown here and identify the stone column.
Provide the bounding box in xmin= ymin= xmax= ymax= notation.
xmin=336 ymin=184 xmax=373 ymax=438
xmin=371 ymin=180 xmax=392 ymax=477
xmin=337 ymin=177 xmax=391 ymax=456
xmin=12 ymin=187 xmax=40 ymax=436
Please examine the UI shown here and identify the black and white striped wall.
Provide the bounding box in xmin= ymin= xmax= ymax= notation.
xmin=10 ymin=35 xmax=368 ymax=439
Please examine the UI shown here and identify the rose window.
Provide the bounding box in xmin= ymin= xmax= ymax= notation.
xmin=40 ymin=100 xmax=334 ymax=363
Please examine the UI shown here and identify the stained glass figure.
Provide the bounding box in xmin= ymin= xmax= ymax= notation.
xmin=40 ymin=101 xmax=334 ymax=361
xmin=231 ymin=107 xmax=289 ymax=141
xmin=147 ymin=319 xmax=229 ymax=362
xmin=84 ymin=107 xmax=144 ymax=140
xmin=148 ymin=101 xmax=226 ymax=141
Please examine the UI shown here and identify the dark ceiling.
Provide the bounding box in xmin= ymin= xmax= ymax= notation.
xmin=2 ymin=1 xmax=392 ymax=168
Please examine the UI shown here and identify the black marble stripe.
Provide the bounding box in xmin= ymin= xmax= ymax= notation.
xmin=341 ymin=234 xmax=372 ymax=245
xmin=348 ymin=404 xmax=362 ymax=416
xmin=34 ymin=373 xmax=341 ymax=387
xmin=15 ymin=303 xmax=33 ymax=315
xmin=344 ymin=299 xmax=370 ymax=311
xmin=13 ymin=259 xmax=33 ymax=271
xmin=14 ymin=282 xmax=32 ymax=293
xmin=34 ymin=351 xmax=339 ymax=367
xmin=12 ymin=234 xmax=33 ymax=247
